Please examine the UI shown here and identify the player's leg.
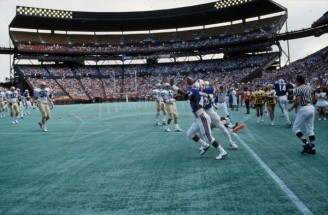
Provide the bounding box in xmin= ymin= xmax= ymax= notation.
xmin=198 ymin=112 xmax=227 ymax=159
xmin=161 ymin=103 xmax=167 ymax=125
xmin=155 ymin=102 xmax=161 ymax=125
xmin=187 ymin=122 xmax=210 ymax=155
xmin=304 ymin=106 xmax=315 ymax=154
xmin=15 ymin=103 xmax=20 ymax=123
xmin=292 ymin=108 xmax=309 ymax=153
xmin=208 ymin=108 xmax=237 ymax=149
xmin=280 ymin=97 xmax=291 ymax=126
xmin=172 ymin=106 xmax=182 ymax=132
xmin=165 ymin=104 xmax=173 ymax=131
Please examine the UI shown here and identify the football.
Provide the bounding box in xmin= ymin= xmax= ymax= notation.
xmin=186 ymin=77 xmax=194 ymax=85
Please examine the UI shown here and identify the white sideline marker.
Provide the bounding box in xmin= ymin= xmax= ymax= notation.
xmin=233 ymin=133 xmax=313 ymax=215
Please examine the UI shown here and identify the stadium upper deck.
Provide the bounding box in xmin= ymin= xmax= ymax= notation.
xmin=8 ymin=0 xmax=287 ymax=57
xmin=9 ymin=0 xmax=286 ymax=31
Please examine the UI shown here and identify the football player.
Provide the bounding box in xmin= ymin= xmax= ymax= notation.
xmin=201 ymin=80 xmax=238 ymax=149
xmin=33 ymin=82 xmax=54 ymax=132
xmin=171 ymin=79 xmax=227 ymax=160
xmin=0 ymin=89 xmax=6 ymax=118
xmin=215 ymin=82 xmax=232 ymax=123
xmin=16 ymin=89 xmax=25 ymax=119
xmin=161 ymin=83 xmax=182 ymax=132
xmin=23 ymin=89 xmax=32 ymax=115
xmin=152 ymin=83 xmax=167 ymax=125
xmin=5 ymin=86 xmax=20 ymax=124
xmin=274 ymin=79 xmax=293 ymax=127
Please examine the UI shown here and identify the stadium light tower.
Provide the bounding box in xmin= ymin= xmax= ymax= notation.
xmin=214 ymin=0 xmax=254 ymax=9
xmin=16 ymin=6 xmax=73 ymax=19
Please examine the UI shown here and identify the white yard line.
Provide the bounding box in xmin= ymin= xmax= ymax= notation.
xmin=233 ymin=132 xmax=313 ymax=215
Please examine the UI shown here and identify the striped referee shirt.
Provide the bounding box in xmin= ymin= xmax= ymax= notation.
xmin=294 ymin=84 xmax=312 ymax=106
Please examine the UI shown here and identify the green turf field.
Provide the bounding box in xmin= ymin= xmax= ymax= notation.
xmin=0 ymin=102 xmax=327 ymax=215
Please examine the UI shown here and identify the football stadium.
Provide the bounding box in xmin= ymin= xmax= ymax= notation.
xmin=0 ymin=0 xmax=327 ymax=214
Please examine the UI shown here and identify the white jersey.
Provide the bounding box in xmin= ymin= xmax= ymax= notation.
xmin=152 ymin=89 xmax=163 ymax=102
xmin=6 ymin=90 xmax=19 ymax=103
xmin=161 ymin=89 xmax=175 ymax=103
xmin=34 ymin=88 xmax=51 ymax=103
xmin=0 ymin=92 xmax=5 ymax=101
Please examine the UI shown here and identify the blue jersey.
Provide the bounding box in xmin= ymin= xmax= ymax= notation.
xmin=274 ymin=82 xmax=293 ymax=96
xmin=24 ymin=92 xmax=31 ymax=101
xmin=203 ymin=86 xmax=214 ymax=110
xmin=187 ymin=88 xmax=204 ymax=115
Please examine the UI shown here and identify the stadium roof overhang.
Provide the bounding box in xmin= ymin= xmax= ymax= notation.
xmin=9 ymin=0 xmax=286 ymax=32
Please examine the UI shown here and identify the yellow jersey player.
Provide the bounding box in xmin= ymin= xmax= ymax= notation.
xmin=252 ymin=84 xmax=265 ymax=123
xmin=161 ymin=83 xmax=182 ymax=132
xmin=152 ymin=83 xmax=167 ymax=125
xmin=5 ymin=86 xmax=20 ymax=124
xmin=265 ymin=84 xmax=277 ymax=125
xmin=33 ymin=82 xmax=54 ymax=132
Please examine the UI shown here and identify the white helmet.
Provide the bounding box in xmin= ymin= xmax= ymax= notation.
xmin=279 ymin=79 xmax=284 ymax=83
xmin=164 ymin=83 xmax=170 ymax=88
xmin=197 ymin=79 xmax=204 ymax=86
xmin=204 ymin=81 xmax=210 ymax=86
xmin=192 ymin=82 xmax=201 ymax=90
xmin=156 ymin=83 xmax=161 ymax=88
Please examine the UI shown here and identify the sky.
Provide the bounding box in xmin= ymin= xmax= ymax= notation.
xmin=0 ymin=0 xmax=327 ymax=82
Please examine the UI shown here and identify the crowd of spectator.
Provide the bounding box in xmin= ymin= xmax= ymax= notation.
xmin=16 ymin=53 xmax=278 ymax=101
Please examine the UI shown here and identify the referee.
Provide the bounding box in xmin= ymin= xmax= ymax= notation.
xmin=288 ymin=75 xmax=316 ymax=154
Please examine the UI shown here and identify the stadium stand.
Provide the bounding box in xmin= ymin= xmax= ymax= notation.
xmin=6 ymin=0 xmax=325 ymax=104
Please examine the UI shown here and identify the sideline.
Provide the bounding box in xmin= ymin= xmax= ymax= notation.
xmin=233 ymin=131 xmax=313 ymax=215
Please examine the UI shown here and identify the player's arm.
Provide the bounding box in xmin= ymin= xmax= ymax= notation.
xmin=47 ymin=95 xmax=54 ymax=107
xmin=170 ymin=78 xmax=189 ymax=99
xmin=288 ymin=95 xmax=300 ymax=112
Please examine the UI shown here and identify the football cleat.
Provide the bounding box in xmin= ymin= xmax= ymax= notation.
xmin=165 ymin=127 xmax=171 ymax=132
xmin=216 ymin=151 xmax=227 ymax=160
xmin=200 ymin=144 xmax=210 ymax=155
xmin=230 ymin=141 xmax=238 ymax=149
xmin=38 ymin=122 xmax=43 ymax=130
xmin=301 ymin=144 xmax=311 ymax=154
xmin=175 ymin=128 xmax=183 ymax=132
xmin=286 ymin=122 xmax=292 ymax=127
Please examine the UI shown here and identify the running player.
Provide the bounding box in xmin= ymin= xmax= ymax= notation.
xmin=152 ymin=83 xmax=167 ymax=125
xmin=5 ymin=86 xmax=20 ymax=124
xmin=215 ymin=83 xmax=231 ymax=123
xmin=252 ymin=84 xmax=265 ymax=123
xmin=23 ymin=89 xmax=32 ymax=115
xmin=288 ymin=75 xmax=316 ymax=154
xmin=161 ymin=83 xmax=182 ymax=132
xmin=171 ymin=79 xmax=227 ymax=160
xmin=33 ymin=82 xmax=54 ymax=132
xmin=274 ymin=79 xmax=293 ymax=127
xmin=200 ymin=80 xmax=238 ymax=149
xmin=16 ymin=89 xmax=25 ymax=119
